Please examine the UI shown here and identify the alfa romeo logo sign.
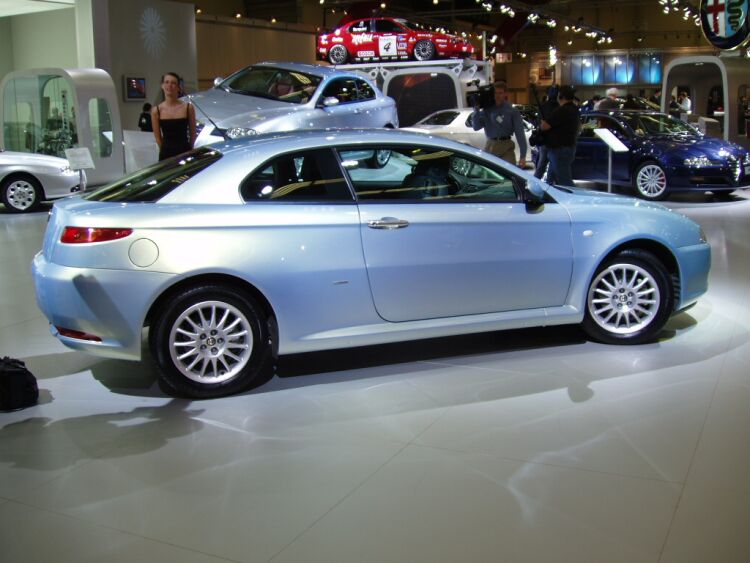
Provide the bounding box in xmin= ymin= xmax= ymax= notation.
xmin=700 ymin=0 xmax=750 ymax=49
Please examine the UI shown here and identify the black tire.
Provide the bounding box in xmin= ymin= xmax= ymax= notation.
xmin=150 ymin=284 xmax=272 ymax=398
xmin=582 ymin=250 xmax=674 ymax=345
xmin=713 ymin=190 xmax=735 ymax=200
xmin=413 ymin=40 xmax=436 ymax=61
xmin=328 ymin=45 xmax=349 ymax=65
xmin=632 ymin=161 xmax=669 ymax=201
xmin=1 ymin=175 xmax=42 ymax=213
xmin=367 ymin=149 xmax=391 ymax=168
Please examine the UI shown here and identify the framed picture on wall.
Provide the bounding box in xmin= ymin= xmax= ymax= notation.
xmin=123 ymin=77 xmax=147 ymax=101
xmin=538 ymin=67 xmax=554 ymax=80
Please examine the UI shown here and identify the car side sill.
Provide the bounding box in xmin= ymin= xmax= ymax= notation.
xmin=282 ymin=305 xmax=583 ymax=354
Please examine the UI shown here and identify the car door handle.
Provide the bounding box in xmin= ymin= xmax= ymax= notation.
xmin=367 ymin=217 xmax=409 ymax=230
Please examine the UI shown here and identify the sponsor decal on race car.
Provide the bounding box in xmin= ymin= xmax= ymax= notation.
xmin=352 ymin=34 xmax=374 ymax=45
xmin=332 ymin=37 xmax=344 ymax=43
xmin=379 ymin=36 xmax=398 ymax=56
xmin=398 ymin=43 xmax=408 ymax=49
xmin=357 ymin=50 xmax=376 ymax=57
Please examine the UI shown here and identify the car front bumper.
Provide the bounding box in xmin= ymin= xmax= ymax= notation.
xmin=32 ymin=252 xmax=176 ymax=360
xmin=675 ymin=241 xmax=711 ymax=312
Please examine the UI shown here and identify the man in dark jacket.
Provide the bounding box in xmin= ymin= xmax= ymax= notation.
xmin=540 ymin=85 xmax=579 ymax=187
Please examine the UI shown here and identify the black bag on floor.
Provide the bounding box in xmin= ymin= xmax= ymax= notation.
xmin=0 ymin=356 xmax=39 ymax=411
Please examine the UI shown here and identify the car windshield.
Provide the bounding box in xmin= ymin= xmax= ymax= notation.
xmin=621 ymin=113 xmax=698 ymax=137
xmin=218 ymin=66 xmax=322 ymax=104
xmin=85 ymin=147 xmax=222 ymax=203
xmin=420 ymin=111 xmax=459 ymax=126
xmin=399 ymin=19 xmax=423 ymax=31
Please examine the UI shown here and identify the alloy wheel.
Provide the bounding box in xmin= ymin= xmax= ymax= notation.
xmin=168 ymin=300 xmax=254 ymax=383
xmin=6 ymin=180 xmax=37 ymax=211
xmin=636 ymin=164 xmax=667 ymax=199
xmin=587 ymin=263 xmax=661 ymax=335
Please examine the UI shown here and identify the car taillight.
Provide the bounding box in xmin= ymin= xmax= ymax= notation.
xmin=61 ymin=227 xmax=133 ymax=244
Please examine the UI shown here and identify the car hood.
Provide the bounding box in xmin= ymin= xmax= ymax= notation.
xmin=0 ymin=150 xmax=68 ymax=168
xmin=648 ymin=135 xmax=746 ymax=159
xmin=553 ymin=185 xmax=670 ymax=212
xmin=189 ymin=88 xmax=310 ymax=128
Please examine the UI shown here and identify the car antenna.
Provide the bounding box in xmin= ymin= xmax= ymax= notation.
xmin=186 ymin=94 xmax=229 ymax=141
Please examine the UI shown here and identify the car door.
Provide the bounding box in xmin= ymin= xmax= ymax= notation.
xmin=338 ymin=145 xmax=574 ymax=322
xmin=347 ymin=20 xmax=377 ymax=59
xmin=316 ymin=77 xmax=362 ymax=128
xmin=574 ymin=117 xmax=600 ymax=179
xmin=372 ymin=19 xmax=403 ymax=58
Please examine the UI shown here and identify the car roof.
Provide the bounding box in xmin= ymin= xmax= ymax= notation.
xmin=585 ymin=110 xmax=667 ymax=118
xmin=213 ymin=129 xmax=483 ymax=159
xmin=252 ymin=61 xmax=353 ymax=79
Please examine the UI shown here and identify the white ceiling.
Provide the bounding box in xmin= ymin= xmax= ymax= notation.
xmin=0 ymin=0 xmax=74 ymax=18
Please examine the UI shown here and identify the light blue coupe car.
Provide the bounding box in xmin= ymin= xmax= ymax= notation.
xmin=32 ymin=130 xmax=711 ymax=398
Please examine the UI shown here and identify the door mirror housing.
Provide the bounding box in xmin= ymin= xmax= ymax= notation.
xmin=213 ymin=77 xmax=224 ymax=88
xmin=318 ymin=96 xmax=340 ymax=108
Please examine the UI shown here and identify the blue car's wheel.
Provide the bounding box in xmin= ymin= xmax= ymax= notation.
xmin=583 ymin=250 xmax=673 ymax=345
xmin=150 ymin=284 xmax=272 ymax=398
xmin=633 ymin=161 xmax=668 ymax=200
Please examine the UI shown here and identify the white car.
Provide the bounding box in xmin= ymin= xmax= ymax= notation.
xmin=402 ymin=108 xmax=533 ymax=165
xmin=0 ymin=149 xmax=84 ymax=213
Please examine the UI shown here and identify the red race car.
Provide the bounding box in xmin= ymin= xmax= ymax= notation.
xmin=317 ymin=17 xmax=476 ymax=65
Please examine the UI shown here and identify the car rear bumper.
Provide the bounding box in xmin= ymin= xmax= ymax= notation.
xmin=32 ymin=252 xmax=176 ymax=361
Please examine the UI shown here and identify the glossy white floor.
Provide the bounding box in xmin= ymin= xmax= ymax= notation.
xmin=1 ymin=192 xmax=749 ymax=563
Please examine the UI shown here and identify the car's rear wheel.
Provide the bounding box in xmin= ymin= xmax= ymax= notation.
xmin=582 ymin=250 xmax=673 ymax=345
xmin=368 ymin=149 xmax=392 ymax=168
xmin=413 ymin=40 xmax=436 ymax=61
xmin=150 ymin=284 xmax=271 ymax=398
xmin=1 ymin=175 xmax=42 ymax=213
xmin=633 ymin=161 xmax=668 ymax=200
xmin=328 ymin=45 xmax=349 ymax=65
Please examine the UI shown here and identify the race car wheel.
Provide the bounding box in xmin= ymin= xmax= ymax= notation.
xmin=633 ymin=161 xmax=668 ymax=201
xmin=328 ymin=45 xmax=349 ymax=65
xmin=413 ymin=40 xmax=436 ymax=61
xmin=1 ymin=175 xmax=42 ymax=213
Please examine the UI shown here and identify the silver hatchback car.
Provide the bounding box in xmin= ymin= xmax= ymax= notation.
xmin=190 ymin=62 xmax=399 ymax=151
xmin=33 ymin=130 xmax=710 ymax=399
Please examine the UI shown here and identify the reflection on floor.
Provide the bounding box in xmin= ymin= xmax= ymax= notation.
xmin=1 ymin=192 xmax=749 ymax=563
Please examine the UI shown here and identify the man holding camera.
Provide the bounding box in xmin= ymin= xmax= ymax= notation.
xmin=470 ymin=81 xmax=527 ymax=168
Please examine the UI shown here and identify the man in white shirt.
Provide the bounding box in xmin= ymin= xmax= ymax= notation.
xmin=678 ymin=91 xmax=691 ymax=113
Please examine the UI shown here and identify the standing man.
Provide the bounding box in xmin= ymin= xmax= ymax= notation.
xmin=597 ymin=87 xmax=620 ymax=110
xmin=649 ymin=89 xmax=662 ymax=108
xmin=540 ymin=85 xmax=579 ymax=187
xmin=534 ymin=85 xmax=559 ymax=180
xmin=678 ymin=91 xmax=692 ymax=113
xmin=471 ymin=81 xmax=528 ymax=169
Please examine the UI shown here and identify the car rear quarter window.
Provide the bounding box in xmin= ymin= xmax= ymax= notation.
xmin=85 ymin=148 xmax=222 ymax=202
xmin=355 ymin=79 xmax=376 ymax=101
xmin=338 ymin=146 xmax=521 ymax=203
xmin=321 ymin=78 xmax=359 ymax=104
xmin=240 ymin=149 xmax=353 ymax=202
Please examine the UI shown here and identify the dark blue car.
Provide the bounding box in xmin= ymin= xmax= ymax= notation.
xmin=572 ymin=111 xmax=750 ymax=200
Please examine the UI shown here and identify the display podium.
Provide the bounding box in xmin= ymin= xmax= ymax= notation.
xmin=594 ymin=128 xmax=629 ymax=193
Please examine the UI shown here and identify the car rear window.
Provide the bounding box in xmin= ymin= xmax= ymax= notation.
xmin=85 ymin=148 xmax=222 ymax=203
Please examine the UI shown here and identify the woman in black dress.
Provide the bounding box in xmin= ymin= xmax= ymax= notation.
xmin=151 ymin=72 xmax=196 ymax=161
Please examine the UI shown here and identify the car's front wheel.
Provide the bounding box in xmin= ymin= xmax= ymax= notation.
xmin=1 ymin=175 xmax=42 ymax=213
xmin=328 ymin=45 xmax=349 ymax=65
xmin=582 ymin=250 xmax=673 ymax=345
xmin=413 ymin=40 xmax=436 ymax=61
xmin=150 ymin=284 xmax=272 ymax=398
xmin=633 ymin=161 xmax=668 ymax=200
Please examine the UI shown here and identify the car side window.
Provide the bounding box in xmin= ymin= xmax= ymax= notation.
xmin=349 ymin=20 xmax=372 ymax=33
xmin=374 ymin=20 xmax=403 ymax=33
xmin=240 ymin=149 xmax=353 ymax=202
xmin=337 ymin=146 xmax=521 ymax=203
xmin=597 ymin=116 xmax=626 ymax=137
xmin=355 ymin=79 xmax=376 ymax=101
xmin=321 ymin=78 xmax=358 ymax=104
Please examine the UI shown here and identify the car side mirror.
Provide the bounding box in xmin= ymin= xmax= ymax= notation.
xmin=523 ymin=180 xmax=546 ymax=210
xmin=318 ymin=96 xmax=340 ymax=108
xmin=213 ymin=77 xmax=224 ymax=88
